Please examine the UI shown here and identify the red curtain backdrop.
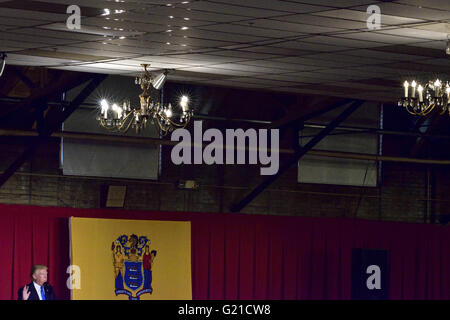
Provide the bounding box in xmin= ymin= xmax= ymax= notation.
xmin=0 ymin=203 xmax=448 ymax=300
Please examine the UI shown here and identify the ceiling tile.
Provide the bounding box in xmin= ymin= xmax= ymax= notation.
xmin=273 ymin=13 xmax=368 ymax=29
xmin=188 ymin=1 xmax=285 ymax=18
xmin=199 ymin=23 xmax=300 ymax=38
xmin=313 ymin=8 xmax=425 ymax=25
xmin=208 ymin=0 xmax=333 ymax=13
xmin=234 ymin=18 xmax=340 ymax=34
xmin=375 ymin=28 xmax=447 ymax=41
xmin=352 ymin=2 xmax=450 ymax=20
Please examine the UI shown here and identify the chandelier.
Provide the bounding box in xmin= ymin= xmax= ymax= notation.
xmin=398 ymin=79 xmax=450 ymax=116
xmin=98 ymin=64 xmax=193 ymax=135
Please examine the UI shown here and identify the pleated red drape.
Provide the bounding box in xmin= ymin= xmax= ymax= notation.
xmin=0 ymin=204 xmax=448 ymax=300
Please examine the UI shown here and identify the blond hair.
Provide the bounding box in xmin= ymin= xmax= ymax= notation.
xmin=31 ymin=264 xmax=48 ymax=277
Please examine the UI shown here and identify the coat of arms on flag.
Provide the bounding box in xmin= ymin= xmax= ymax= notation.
xmin=112 ymin=234 xmax=157 ymax=300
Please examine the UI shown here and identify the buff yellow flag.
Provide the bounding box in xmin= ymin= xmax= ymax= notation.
xmin=69 ymin=217 xmax=192 ymax=300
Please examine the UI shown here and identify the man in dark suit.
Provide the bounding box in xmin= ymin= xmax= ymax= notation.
xmin=18 ymin=265 xmax=57 ymax=300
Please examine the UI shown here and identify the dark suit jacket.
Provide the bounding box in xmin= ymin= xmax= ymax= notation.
xmin=18 ymin=282 xmax=57 ymax=300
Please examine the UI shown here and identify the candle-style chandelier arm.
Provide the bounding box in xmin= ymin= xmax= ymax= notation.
xmin=99 ymin=108 xmax=135 ymax=133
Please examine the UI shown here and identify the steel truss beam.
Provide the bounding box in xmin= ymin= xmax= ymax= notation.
xmin=230 ymin=100 xmax=364 ymax=213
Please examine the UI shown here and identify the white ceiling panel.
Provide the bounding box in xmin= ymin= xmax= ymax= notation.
xmin=208 ymin=0 xmax=333 ymax=14
xmin=352 ymin=2 xmax=450 ymax=21
xmin=176 ymin=66 xmax=262 ymax=77
xmin=223 ymin=76 xmax=300 ymax=87
xmin=131 ymin=6 xmax=253 ymax=23
xmin=200 ymin=50 xmax=279 ymax=59
xmin=18 ymin=27 xmax=106 ymax=42
xmin=235 ymin=59 xmax=320 ymax=72
xmin=198 ymin=23 xmax=300 ymax=39
xmin=395 ymin=0 xmax=450 ymax=11
xmin=0 ymin=8 xmax=67 ymax=21
xmin=334 ymin=31 xmax=428 ymax=45
xmin=193 ymin=62 xmax=287 ymax=74
xmin=374 ymin=28 xmax=447 ymax=41
xmin=52 ymin=65 xmax=127 ymax=74
xmin=0 ymin=16 xmax=49 ymax=28
xmin=187 ymin=1 xmax=286 ymax=18
xmin=409 ymin=41 xmax=448 ymax=50
xmin=413 ymin=22 xmax=450 ymax=33
xmin=196 ymin=79 xmax=268 ymax=89
xmin=173 ymin=28 xmax=269 ymax=43
xmin=342 ymin=49 xmax=431 ymax=62
xmin=274 ymin=40 xmax=352 ymax=52
xmin=300 ymin=35 xmax=388 ymax=49
xmin=281 ymin=0 xmax=377 ymax=8
xmin=313 ymin=8 xmax=425 ymax=25
xmin=135 ymin=54 xmax=241 ymax=66
xmin=234 ymin=19 xmax=340 ymax=34
xmin=274 ymin=14 xmax=368 ymax=30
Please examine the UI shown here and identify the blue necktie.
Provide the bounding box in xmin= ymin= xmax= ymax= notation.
xmin=40 ymin=286 xmax=46 ymax=300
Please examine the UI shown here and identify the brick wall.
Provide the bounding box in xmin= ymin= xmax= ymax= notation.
xmin=0 ymin=136 xmax=447 ymax=224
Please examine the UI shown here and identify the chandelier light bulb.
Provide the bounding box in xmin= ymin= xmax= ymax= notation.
xmin=403 ymin=81 xmax=409 ymax=98
xmin=411 ymin=80 xmax=417 ymax=98
xmin=417 ymin=84 xmax=424 ymax=102
xmin=180 ymin=95 xmax=189 ymax=111
xmin=434 ymin=79 xmax=442 ymax=97
xmin=165 ymin=105 xmax=173 ymax=118
xmin=112 ymin=104 xmax=121 ymax=119
xmin=100 ymin=99 xmax=109 ymax=118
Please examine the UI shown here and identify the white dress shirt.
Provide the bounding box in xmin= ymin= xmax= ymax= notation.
xmin=33 ymin=282 xmax=43 ymax=300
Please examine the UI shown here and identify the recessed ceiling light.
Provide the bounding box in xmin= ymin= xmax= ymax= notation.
xmin=166 ymin=42 xmax=171 ymax=45
xmin=119 ymin=36 xmax=126 ymax=40
xmin=184 ymin=17 xmax=190 ymax=20
xmin=169 ymin=15 xmax=174 ymax=19
xmin=181 ymin=26 xmax=188 ymax=30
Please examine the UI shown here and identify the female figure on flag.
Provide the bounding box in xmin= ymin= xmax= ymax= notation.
xmin=112 ymin=243 xmax=125 ymax=289
xmin=143 ymin=245 xmax=157 ymax=291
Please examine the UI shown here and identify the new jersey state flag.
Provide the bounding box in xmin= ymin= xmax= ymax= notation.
xmin=69 ymin=217 xmax=192 ymax=300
